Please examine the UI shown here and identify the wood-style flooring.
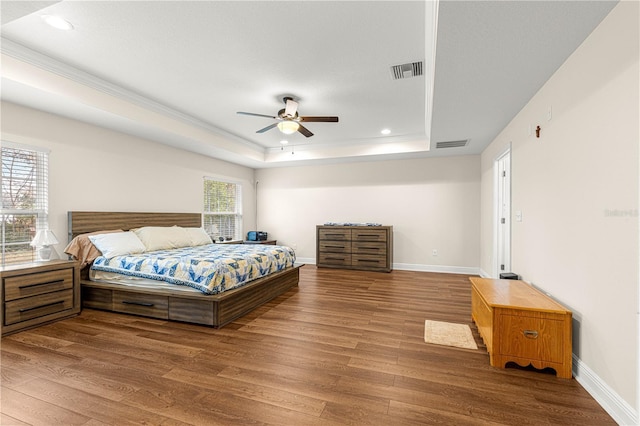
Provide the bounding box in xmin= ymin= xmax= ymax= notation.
xmin=1 ymin=266 xmax=615 ymax=425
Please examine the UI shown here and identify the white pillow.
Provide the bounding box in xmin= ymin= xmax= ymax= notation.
xmin=132 ymin=226 xmax=192 ymax=251
xmin=88 ymin=232 xmax=146 ymax=258
xmin=185 ymin=227 xmax=213 ymax=246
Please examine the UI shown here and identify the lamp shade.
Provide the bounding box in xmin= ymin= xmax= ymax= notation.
xmin=277 ymin=121 xmax=300 ymax=135
xmin=30 ymin=229 xmax=59 ymax=247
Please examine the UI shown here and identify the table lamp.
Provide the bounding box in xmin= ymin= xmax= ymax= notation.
xmin=30 ymin=229 xmax=59 ymax=261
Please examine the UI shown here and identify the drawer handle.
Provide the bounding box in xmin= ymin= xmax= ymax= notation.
xmin=324 ymin=234 xmax=345 ymax=238
xmin=325 ymin=257 xmax=345 ymax=261
xmin=325 ymin=246 xmax=346 ymax=249
xmin=122 ymin=300 xmax=154 ymax=307
xmin=19 ymin=300 xmax=64 ymax=313
xmin=356 ymin=259 xmax=380 ymax=263
xmin=523 ymin=330 xmax=539 ymax=339
xmin=359 ymin=247 xmax=380 ymax=251
xmin=19 ymin=279 xmax=65 ymax=289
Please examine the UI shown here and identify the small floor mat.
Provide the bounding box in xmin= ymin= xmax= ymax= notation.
xmin=424 ymin=320 xmax=478 ymax=350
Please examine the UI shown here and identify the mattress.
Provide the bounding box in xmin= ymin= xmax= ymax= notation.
xmin=90 ymin=243 xmax=296 ymax=294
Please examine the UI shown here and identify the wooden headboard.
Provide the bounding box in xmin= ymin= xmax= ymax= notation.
xmin=67 ymin=211 xmax=202 ymax=241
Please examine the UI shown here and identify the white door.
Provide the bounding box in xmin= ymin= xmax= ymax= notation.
xmin=495 ymin=150 xmax=511 ymax=277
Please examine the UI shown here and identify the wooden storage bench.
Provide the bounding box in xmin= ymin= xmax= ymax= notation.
xmin=470 ymin=277 xmax=572 ymax=379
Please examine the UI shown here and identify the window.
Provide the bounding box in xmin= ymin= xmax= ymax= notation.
xmin=203 ymin=177 xmax=242 ymax=240
xmin=1 ymin=143 xmax=49 ymax=266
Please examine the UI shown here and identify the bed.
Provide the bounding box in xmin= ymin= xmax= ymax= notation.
xmin=67 ymin=211 xmax=300 ymax=328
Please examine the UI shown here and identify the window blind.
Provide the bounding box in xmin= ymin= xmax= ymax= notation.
xmin=203 ymin=177 xmax=242 ymax=240
xmin=1 ymin=144 xmax=49 ymax=265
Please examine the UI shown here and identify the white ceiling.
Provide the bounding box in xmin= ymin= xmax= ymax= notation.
xmin=1 ymin=1 xmax=617 ymax=168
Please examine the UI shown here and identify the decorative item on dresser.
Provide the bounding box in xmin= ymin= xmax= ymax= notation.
xmin=316 ymin=225 xmax=393 ymax=272
xmin=1 ymin=259 xmax=81 ymax=336
xmin=469 ymin=277 xmax=573 ymax=379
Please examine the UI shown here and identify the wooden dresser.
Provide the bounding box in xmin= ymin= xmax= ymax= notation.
xmin=1 ymin=260 xmax=81 ymax=336
xmin=469 ymin=277 xmax=572 ymax=378
xmin=316 ymin=225 xmax=393 ymax=272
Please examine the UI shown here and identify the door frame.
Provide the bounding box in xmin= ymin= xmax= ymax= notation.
xmin=493 ymin=145 xmax=512 ymax=278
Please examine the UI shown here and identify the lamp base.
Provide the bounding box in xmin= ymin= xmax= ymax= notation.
xmin=37 ymin=246 xmax=52 ymax=261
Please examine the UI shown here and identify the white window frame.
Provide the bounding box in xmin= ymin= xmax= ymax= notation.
xmin=1 ymin=141 xmax=50 ymax=266
xmin=203 ymin=176 xmax=243 ymax=241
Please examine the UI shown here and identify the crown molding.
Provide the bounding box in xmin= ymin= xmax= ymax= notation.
xmin=0 ymin=37 xmax=265 ymax=153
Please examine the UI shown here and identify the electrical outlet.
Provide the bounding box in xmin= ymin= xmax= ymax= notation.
xmin=547 ymin=106 xmax=553 ymax=121
xmin=432 ymin=249 xmax=438 ymax=257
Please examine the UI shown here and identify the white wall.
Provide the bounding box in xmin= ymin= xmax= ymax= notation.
xmin=1 ymin=102 xmax=256 ymax=246
xmin=480 ymin=2 xmax=638 ymax=423
xmin=256 ymin=155 xmax=480 ymax=272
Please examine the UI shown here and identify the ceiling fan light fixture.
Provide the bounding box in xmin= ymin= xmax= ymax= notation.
xmin=277 ymin=121 xmax=299 ymax=135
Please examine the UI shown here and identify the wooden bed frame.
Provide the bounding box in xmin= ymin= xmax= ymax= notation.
xmin=68 ymin=211 xmax=300 ymax=328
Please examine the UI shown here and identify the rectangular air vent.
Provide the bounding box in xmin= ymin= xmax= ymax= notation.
xmin=390 ymin=61 xmax=423 ymax=80
xmin=436 ymin=139 xmax=469 ymax=149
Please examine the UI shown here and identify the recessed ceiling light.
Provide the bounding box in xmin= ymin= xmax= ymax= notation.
xmin=42 ymin=15 xmax=74 ymax=31
xmin=280 ymin=140 xmax=289 ymax=145
xmin=381 ymin=128 xmax=391 ymax=135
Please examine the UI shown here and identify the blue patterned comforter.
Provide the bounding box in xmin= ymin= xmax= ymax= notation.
xmin=91 ymin=244 xmax=296 ymax=294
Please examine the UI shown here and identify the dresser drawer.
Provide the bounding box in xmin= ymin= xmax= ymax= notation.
xmin=352 ymin=241 xmax=386 ymax=256
xmin=318 ymin=253 xmax=352 ymax=266
xmin=352 ymin=254 xmax=387 ymax=269
xmin=5 ymin=289 xmax=74 ymax=325
xmin=318 ymin=228 xmax=351 ymax=241
xmin=4 ymin=268 xmax=74 ymax=302
xmin=352 ymin=229 xmax=387 ymax=242
xmin=498 ymin=313 xmax=565 ymax=363
xmin=319 ymin=240 xmax=352 ymax=253
xmin=113 ymin=291 xmax=169 ymax=319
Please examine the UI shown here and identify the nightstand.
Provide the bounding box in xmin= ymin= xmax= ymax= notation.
xmin=1 ymin=260 xmax=81 ymax=336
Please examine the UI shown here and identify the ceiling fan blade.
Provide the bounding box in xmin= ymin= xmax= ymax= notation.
xmin=284 ymin=98 xmax=298 ymax=117
xmin=256 ymin=123 xmax=278 ymax=133
xmin=237 ymin=111 xmax=277 ymax=119
xmin=297 ymin=124 xmax=314 ymax=138
xmin=299 ymin=116 xmax=339 ymax=122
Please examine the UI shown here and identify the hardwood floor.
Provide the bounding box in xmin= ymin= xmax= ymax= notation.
xmin=1 ymin=266 xmax=614 ymax=425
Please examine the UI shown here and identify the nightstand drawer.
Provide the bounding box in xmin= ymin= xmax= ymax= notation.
xmin=4 ymin=289 xmax=74 ymax=325
xmin=113 ymin=291 xmax=169 ymax=319
xmin=4 ymin=268 xmax=74 ymax=301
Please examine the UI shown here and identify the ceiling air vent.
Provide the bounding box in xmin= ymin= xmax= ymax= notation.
xmin=436 ymin=139 xmax=469 ymax=149
xmin=390 ymin=61 xmax=423 ymax=80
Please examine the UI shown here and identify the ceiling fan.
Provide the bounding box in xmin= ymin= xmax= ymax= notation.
xmin=237 ymin=97 xmax=339 ymax=138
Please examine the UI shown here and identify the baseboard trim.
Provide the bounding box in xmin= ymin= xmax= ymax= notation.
xmin=393 ymin=263 xmax=480 ymax=275
xmin=297 ymin=260 xmax=479 ymax=275
xmin=573 ymin=354 xmax=638 ymax=425
xmin=295 ymin=258 xmax=316 ymax=266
